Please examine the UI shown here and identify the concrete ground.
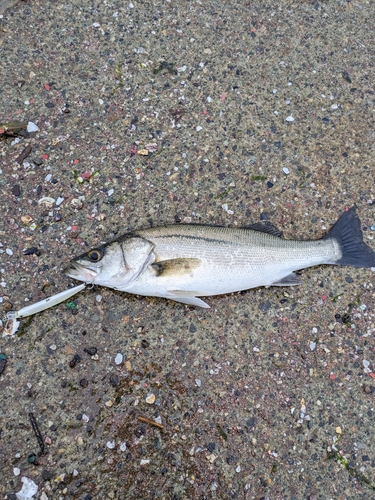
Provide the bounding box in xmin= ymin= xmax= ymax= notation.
xmin=1 ymin=0 xmax=375 ymax=498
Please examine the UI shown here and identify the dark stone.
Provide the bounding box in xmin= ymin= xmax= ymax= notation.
xmin=45 ymin=102 xmax=55 ymax=108
xmin=0 ymin=359 xmax=6 ymax=375
xmin=207 ymin=442 xmax=216 ymax=452
xmin=80 ymin=378 xmax=88 ymax=388
xmin=258 ymin=301 xmax=271 ymax=312
xmin=260 ymin=212 xmax=270 ymax=221
xmin=226 ymin=454 xmax=238 ymax=465
xmin=42 ymin=469 xmax=53 ymax=481
xmin=69 ymin=354 xmax=82 ymax=368
xmin=345 ymin=277 xmax=354 ymax=283
xmin=109 ymin=374 xmax=119 ymax=387
xmin=246 ymin=417 xmax=255 ymax=428
xmin=23 ymin=247 xmax=41 ymax=256
xmin=267 ymin=181 xmax=274 ymax=188
xmin=141 ymin=339 xmax=150 ymax=348
xmin=134 ymin=425 xmax=146 ymax=437
xmin=189 ymin=323 xmax=197 ymax=333
xmin=84 ymin=347 xmax=97 ymax=356
xmin=11 ymin=185 xmax=21 ymax=196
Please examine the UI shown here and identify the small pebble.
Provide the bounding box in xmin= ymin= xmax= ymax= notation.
xmin=119 ymin=442 xmax=127 ymax=451
xmin=109 ymin=374 xmax=119 ymax=387
xmin=285 ymin=115 xmax=295 ymax=122
xmin=108 ymin=188 xmax=114 ymax=196
xmin=106 ymin=441 xmax=116 ymax=449
xmin=96 ymin=295 xmax=102 ymax=303
xmin=309 ymin=342 xmax=316 ymax=351
xmin=6 ymin=249 xmax=13 ymax=256
xmin=23 ymin=247 xmax=40 ymax=256
xmin=146 ymin=394 xmax=156 ymax=404
xmin=27 ymin=121 xmax=39 ymax=132
xmin=71 ymin=198 xmax=83 ymax=210
xmin=56 ymin=197 xmax=64 ymax=206
xmin=336 ymin=427 xmax=342 ymax=434
xmin=13 ymin=467 xmax=20 ymax=476
xmin=21 ymin=215 xmax=33 ymax=224
xmin=282 ymin=167 xmax=290 ymax=175
xmin=12 ymin=185 xmax=21 ymax=196
xmin=115 ymin=353 xmax=123 ymax=365
xmin=84 ymin=347 xmax=97 ymax=356
xmin=49 ymin=344 xmax=57 ymax=351
xmin=195 ymin=379 xmax=201 ymax=387
xmin=196 ymin=126 xmax=202 ymax=131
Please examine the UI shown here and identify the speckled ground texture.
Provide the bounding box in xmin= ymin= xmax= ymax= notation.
xmin=1 ymin=0 xmax=375 ymax=499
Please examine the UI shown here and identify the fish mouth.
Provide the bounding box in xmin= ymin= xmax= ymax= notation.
xmin=63 ymin=261 xmax=99 ymax=283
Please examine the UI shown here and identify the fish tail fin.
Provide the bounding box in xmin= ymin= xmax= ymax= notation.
xmin=324 ymin=207 xmax=375 ymax=268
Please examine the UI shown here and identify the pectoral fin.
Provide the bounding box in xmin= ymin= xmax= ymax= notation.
xmin=152 ymin=258 xmax=201 ymax=277
xmin=271 ymin=272 xmax=301 ymax=286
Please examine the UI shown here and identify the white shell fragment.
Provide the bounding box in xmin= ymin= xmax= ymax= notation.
xmin=3 ymin=318 xmax=20 ymax=336
xmin=7 ymin=284 xmax=86 ymax=320
xmin=15 ymin=476 xmax=38 ymax=500
xmin=38 ymin=197 xmax=55 ymax=208
xmin=71 ymin=198 xmax=83 ymax=210
xmin=27 ymin=122 xmax=39 ymax=133
xmin=146 ymin=394 xmax=156 ymax=404
xmin=115 ymin=353 xmax=123 ymax=365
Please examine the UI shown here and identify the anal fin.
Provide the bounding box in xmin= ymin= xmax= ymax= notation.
xmin=168 ymin=290 xmax=210 ymax=308
xmin=271 ymin=272 xmax=301 ymax=286
xmin=169 ymin=296 xmax=210 ymax=308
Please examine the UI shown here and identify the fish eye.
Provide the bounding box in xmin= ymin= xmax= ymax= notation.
xmin=87 ymin=249 xmax=103 ymax=262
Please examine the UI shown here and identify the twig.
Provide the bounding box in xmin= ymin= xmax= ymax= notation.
xmin=29 ymin=412 xmax=45 ymax=454
xmin=138 ymin=416 xmax=164 ymax=429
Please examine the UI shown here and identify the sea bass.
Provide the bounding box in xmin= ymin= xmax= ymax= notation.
xmin=64 ymin=207 xmax=375 ymax=308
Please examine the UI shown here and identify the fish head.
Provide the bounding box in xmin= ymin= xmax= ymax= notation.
xmin=63 ymin=236 xmax=154 ymax=289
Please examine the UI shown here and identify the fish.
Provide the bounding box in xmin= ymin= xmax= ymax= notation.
xmin=63 ymin=207 xmax=375 ymax=308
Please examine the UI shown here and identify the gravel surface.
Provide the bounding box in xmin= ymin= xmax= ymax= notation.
xmin=1 ymin=1 xmax=375 ymax=499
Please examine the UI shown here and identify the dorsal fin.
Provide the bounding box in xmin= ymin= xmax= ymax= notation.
xmin=244 ymin=221 xmax=283 ymax=238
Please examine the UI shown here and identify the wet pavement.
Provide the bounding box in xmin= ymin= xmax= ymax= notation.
xmin=1 ymin=0 xmax=375 ymax=498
